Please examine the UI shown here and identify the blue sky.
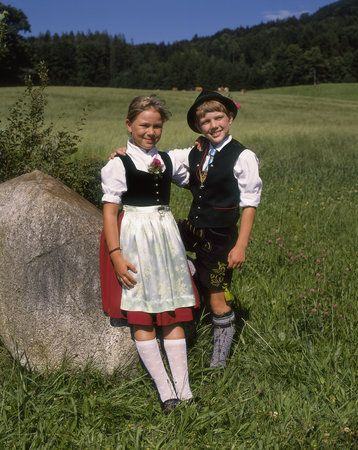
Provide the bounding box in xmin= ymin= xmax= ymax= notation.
xmin=7 ymin=0 xmax=334 ymax=44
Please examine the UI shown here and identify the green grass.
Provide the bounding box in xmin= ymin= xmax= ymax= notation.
xmin=0 ymin=84 xmax=357 ymax=448
xmin=258 ymin=83 xmax=358 ymax=101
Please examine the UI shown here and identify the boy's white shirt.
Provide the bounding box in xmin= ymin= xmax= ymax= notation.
xmin=101 ymin=136 xmax=262 ymax=208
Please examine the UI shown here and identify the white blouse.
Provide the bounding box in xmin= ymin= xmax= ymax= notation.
xmin=101 ymin=137 xmax=262 ymax=208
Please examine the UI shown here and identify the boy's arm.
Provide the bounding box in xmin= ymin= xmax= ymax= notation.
xmin=228 ymin=149 xmax=262 ymax=269
xmin=227 ymin=207 xmax=256 ymax=269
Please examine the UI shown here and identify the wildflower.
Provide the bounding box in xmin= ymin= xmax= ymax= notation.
xmin=276 ymin=237 xmax=284 ymax=248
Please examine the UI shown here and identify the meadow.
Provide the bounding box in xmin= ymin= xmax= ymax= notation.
xmin=0 ymin=84 xmax=357 ymax=449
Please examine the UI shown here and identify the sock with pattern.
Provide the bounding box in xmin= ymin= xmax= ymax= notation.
xmin=210 ymin=310 xmax=236 ymax=368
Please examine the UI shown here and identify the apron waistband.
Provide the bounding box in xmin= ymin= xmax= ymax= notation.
xmin=123 ymin=205 xmax=171 ymax=214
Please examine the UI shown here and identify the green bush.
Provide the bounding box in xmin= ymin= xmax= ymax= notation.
xmin=0 ymin=62 xmax=103 ymax=207
xmin=0 ymin=10 xmax=8 ymax=58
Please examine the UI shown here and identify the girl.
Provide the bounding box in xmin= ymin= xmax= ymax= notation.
xmin=100 ymin=95 xmax=197 ymax=411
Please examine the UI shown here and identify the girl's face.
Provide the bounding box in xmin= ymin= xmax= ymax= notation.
xmin=126 ymin=108 xmax=163 ymax=151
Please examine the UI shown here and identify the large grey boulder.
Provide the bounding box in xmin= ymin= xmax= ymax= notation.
xmin=0 ymin=170 xmax=136 ymax=373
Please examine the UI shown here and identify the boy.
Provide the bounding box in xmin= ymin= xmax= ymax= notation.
xmin=178 ymin=90 xmax=262 ymax=368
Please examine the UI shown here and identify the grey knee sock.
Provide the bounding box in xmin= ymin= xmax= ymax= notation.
xmin=210 ymin=310 xmax=235 ymax=368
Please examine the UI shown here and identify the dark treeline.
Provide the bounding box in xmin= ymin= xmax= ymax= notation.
xmin=1 ymin=0 xmax=358 ymax=89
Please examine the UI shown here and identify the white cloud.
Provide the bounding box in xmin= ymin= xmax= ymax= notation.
xmin=263 ymin=10 xmax=308 ymax=21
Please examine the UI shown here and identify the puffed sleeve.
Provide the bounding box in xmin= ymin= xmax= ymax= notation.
xmin=234 ymin=149 xmax=262 ymax=208
xmin=101 ymin=157 xmax=127 ymax=204
xmin=168 ymin=147 xmax=192 ymax=187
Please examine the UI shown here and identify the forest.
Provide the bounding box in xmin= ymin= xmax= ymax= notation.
xmin=1 ymin=0 xmax=358 ymax=89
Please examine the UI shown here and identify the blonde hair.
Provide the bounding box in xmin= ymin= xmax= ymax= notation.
xmin=126 ymin=95 xmax=171 ymax=123
xmin=195 ymin=100 xmax=232 ymax=127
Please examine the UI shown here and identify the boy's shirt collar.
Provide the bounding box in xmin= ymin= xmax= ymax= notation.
xmin=201 ymin=135 xmax=232 ymax=173
xmin=209 ymin=135 xmax=232 ymax=152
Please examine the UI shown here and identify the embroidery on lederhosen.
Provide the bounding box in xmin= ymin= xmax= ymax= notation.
xmin=187 ymin=220 xmax=212 ymax=252
xmin=210 ymin=261 xmax=227 ymax=287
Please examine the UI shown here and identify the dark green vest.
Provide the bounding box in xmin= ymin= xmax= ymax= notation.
xmin=188 ymin=139 xmax=246 ymax=227
xmin=118 ymin=152 xmax=172 ymax=206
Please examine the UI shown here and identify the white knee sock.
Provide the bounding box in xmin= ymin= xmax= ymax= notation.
xmin=135 ymin=339 xmax=177 ymax=403
xmin=163 ymin=338 xmax=193 ymax=401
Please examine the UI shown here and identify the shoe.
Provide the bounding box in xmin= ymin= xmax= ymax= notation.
xmin=182 ymin=397 xmax=197 ymax=407
xmin=161 ymin=398 xmax=180 ymax=413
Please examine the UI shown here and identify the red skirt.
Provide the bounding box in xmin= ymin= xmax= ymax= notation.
xmin=99 ymin=211 xmax=199 ymax=326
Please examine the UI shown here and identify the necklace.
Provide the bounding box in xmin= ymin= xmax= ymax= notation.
xmin=198 ymin=147 xmax=217 ymax=188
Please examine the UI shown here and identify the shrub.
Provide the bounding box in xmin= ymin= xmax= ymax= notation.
xmin=0 ymin=10 xmax=8 ymax=58
xmin=0 ymin=62 xmax=103 ymax=208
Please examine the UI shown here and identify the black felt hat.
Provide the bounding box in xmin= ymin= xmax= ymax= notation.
xmin=187 ymin=90 xmax=238 ymax=133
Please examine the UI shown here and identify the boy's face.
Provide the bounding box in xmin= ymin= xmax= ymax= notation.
xmin=197 ymin=110 xmax=233 ymax=145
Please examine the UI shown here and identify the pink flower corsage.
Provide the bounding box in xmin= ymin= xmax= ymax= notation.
xmin=148 ymin=157 xmax=164 ymax=177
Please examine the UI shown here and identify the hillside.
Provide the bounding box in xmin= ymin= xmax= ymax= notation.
xmin=1 ymin=0 xmax=357 ymax=89
xmin=310 ymin=0 xmax=358 ymax=19
xmin=0 ymin=82 xmax=357 ymax=449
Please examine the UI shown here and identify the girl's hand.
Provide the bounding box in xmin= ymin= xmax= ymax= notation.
xmin=112 ymin=255 xmax=137 ymax=289
xmin=195 ymin=136 xmax=209 ymax=152
xmin=109 ymin=147 xmax=127 ymax=160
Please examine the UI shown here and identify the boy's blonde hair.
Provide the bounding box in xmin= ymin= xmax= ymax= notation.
xmin=195 ymin=100 xmax=232 ymax=127
xmin=127 ymin=95 xmax=171 ymax=123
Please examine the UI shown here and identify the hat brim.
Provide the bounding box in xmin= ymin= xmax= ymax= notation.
xmin=187 ymin=91 xmax=238 ymax=133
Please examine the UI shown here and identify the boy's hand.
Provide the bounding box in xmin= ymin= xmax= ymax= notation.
xmin=195 ymin=136 xmax=209 ymax=152
xmin=228 ymin=207 xmax=256 ymax=269
xmin=109 ymin=147 xmax=127 ymax=160
xmin=227 ymin=245 xmax=246 ymax=269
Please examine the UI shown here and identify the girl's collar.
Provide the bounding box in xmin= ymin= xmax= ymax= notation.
xmin=128 ymin=139 xmax=158 ymax=156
